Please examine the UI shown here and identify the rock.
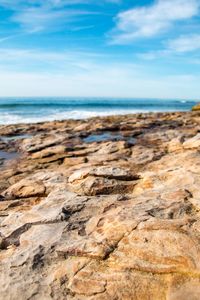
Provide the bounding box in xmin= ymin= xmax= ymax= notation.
xmin=21 ymin=134 xmax=65 ymax=153
xmin=192 ymin=103 xmax=200 ymax=111
xmin=68 ymin=167 xmax=91 ymax=184
xmin=183 ymin=133 xmax=200 ymax=149
xmin=131 ymin=145 xmax=163 ymax=164
xmin=68 ymin=166 xmax=138 ymax=183
xmin=96 ymin=141 xmax=128 ymax=155
xmin=68 ymin=166 xmax=140 ymax=196
xmin=0 ymin=189 xmax=76 ymax=243
xmin=74 ymin=123 xmax=91 ymax=132
xmin=29 ymin=171 xmax=66 ymax=193
xmin=69 ymin=276 xmax=107 ymax=296
xmin=69 ymin=175 xmax=136 ymax=196
xmin=31 ymin=145 xmax=67 ymax=159
xmin=167 ymin=137 xmax=184 ymax=152
xmin=1 ymin=179 xmax=46 ymax=200
xmin=89 ymin=166 xmax=139 ymax=180
xmin=1 ymin=111 xmax=200 ymax=299
xmin=168 ymin=278 xmax=200 ymax=300
xmin=108 ymin=228 xmax=200 ymax=273
xmin=63 ymin=157 xmax=87 ymax=166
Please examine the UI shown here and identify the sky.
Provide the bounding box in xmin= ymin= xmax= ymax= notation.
xmin=0 ymin=0 xmax=200 ymax=99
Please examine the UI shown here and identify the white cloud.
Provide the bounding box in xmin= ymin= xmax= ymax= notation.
xmin=0 ymin=0 xmax=120 ymax=9
xmin=167 ymin=34 xmax=200 ymax=53
xmin=12 ymin=7 xmax=94 ymax=33
xmin=138 ymin=33 xmax=200 ymax=60
xmin=111 ymin=0 xmax=200 ymax=44
xmin=0 ymin=48 xmax=105 ymax=72
xmin=0 ymin=0 xmax=116 ymax=33
xmin=0 ymin=47 xmax=200 ymax=99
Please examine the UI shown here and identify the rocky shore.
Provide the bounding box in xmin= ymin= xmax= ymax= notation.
xmin=1 ymin=111 xmax=200 ymax=299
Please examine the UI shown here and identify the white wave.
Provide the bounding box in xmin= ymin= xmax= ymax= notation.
xmin=0 ymin=109 xmax=141 ymax=125
xmin=0 ymin=107 xmax=185 ymax=125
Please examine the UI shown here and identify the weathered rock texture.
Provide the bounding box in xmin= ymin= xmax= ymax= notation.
xmin=192 ymin=103 xmax=200 ymax=111
xmin=1 ymin=111 xmax=200 ymax=299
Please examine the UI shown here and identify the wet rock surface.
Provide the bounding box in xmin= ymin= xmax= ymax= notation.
xmin=1 ymin=111 xmax=200 ymax=299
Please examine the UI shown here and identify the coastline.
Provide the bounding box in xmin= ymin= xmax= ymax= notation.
xmin=1 ymin=110 xmax=200 ymax=299
xmin=0 ymin=97 xmax=197 ymax=125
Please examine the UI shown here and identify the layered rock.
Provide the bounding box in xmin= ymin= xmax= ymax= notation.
xmin=67 ymin=166 xmax=140 ymax=196
xmin=192 ymin=103 xmax=200 ymax=111
xmin=1 ymin=111 xmax=200 ymax=299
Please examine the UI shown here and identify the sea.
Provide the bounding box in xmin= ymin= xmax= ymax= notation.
xmin=0 ymin=97 xmax=198 ymax=125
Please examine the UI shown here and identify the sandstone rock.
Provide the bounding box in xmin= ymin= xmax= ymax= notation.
xmin=68 ymin=167 xmax=91 ymax=184
xmin=73 ymin=123 xmax=90 ymax=132
xmin=167 ymin=137 xmax=184 ymax=152
xmin=96 ymin=141 xmax=128 ymax=155
xmin=168 ymin=277 xmax=200 ymax=300
xmin=131 ymin=145 xmax=163 ymax=164
xmin=89 ymin=166 xmax=139 ymax=180
xmin=1 ymin=179 xmax=46 ymax=200
xmin=192 ymin=103 xmax=200 ymax=111
xmin=68 ymin=166 xmax=140 ymax=196
xmin=21 ymin=134 xmax=65 ymax=153
xmin=1 ymin=111 xmax=200 ymax=299
xmin=0 ymin=170 xmax=66 ymax=201
xmin=31 ymin=145 xmax=67 ymax=159
xmin=69 ymin=175 xmax=136 ymax=196
xmin=30 ymin=171 xmax=66 ymax=193
xmin=67 ymin=261 xmax=168 ymax=300
xmin=108 ymin=229 xmax=200 ymax=274
xmin=0 ymin=189 xmax=76 ymax=244
xmin=183 ymin=133 xmax=200 ymax=149
xmin=63 ymin=156 xmax=87 ymax=166
xmin=68 ymin=166 xmax=138 ymax=183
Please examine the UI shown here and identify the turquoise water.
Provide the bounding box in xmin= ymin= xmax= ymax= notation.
xmin=0 ymin=97 xmax=198 ymax=125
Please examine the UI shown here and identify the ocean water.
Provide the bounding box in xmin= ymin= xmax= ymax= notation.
xmin=0 ymin=97 xmax=198 ymax=125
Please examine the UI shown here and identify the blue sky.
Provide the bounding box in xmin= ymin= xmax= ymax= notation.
xmin=0 ymin=0 xmax=200 ymax=98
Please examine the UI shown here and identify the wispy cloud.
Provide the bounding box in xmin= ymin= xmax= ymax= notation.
xmin=0 ymin=0 xmax=122 ymax=40
xmin=0 ymin=0 xmax=116 ymax=34
xmin=167 ymin=34 xmax=200 ymax=53
xmin=0 ymin=48 xmax=116 ymax=73
xmin=138 ymin=33 xmax=200 ymax=61
xmin=111 ymin=0 xmax=200 ymax=44
xmin=0 ymin=0 xmax=200 ymax=99
xmin=11 ymin=7 xmax=96 ymax=33
xmin=0 ymin=0 xmax=120 ymax=10
xmin=0 ymin=1 xmax=92 ymax=9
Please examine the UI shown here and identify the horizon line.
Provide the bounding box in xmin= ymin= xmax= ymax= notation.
xmin=0 ymin=96 xmax=199 ymax=102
